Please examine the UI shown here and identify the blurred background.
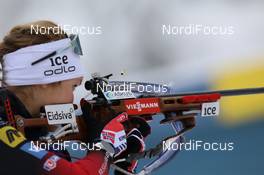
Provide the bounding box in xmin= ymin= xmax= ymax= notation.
xmin=0 ymin=0 xmax=263 ymax=174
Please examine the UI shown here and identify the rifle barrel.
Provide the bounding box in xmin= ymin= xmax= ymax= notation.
xmin=150 ymin=87 xmax=264 ymax=98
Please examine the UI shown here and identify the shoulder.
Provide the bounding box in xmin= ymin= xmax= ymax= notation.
xmin=0 ymin=88 xmax=9 ymax=104
xmin=0 ymin=88 xmax=11 ymax=127
xmin=0 ymin=116 xmax=8 ymax=128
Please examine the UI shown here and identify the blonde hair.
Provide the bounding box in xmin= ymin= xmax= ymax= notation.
xmin=0 ymin=20 xmax=66 ymax=102
xmin=0 ymin=20 xmax=66 ymax=59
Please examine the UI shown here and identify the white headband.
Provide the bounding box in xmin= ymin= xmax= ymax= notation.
xmin=2 ymin=38 xmax=84 ymax=86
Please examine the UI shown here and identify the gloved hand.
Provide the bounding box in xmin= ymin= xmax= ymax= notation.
xmin=100 ymin=112 xmax=128 ymax=157
xmin=80 ymin=98 xmax=128 ymax=157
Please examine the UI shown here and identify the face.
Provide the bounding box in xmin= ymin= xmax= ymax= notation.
xmin=42 ymin=77 xmax=83 ymax=105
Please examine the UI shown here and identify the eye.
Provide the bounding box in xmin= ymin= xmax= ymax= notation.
xmin=73 ymin=84 xmax=78 ymax=90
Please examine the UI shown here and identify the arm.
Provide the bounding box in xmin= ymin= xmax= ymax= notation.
xmin=0 ymin=124 xmax=110 ymax=175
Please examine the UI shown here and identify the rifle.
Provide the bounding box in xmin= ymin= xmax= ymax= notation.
xmin=16 ymin=74 xmax=264 ymax=140
xmin=14 ymin=74 xmax=264 ymax=174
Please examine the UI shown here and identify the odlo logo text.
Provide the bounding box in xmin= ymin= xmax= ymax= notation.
xmin=44 ymin=55 xmax=75 ymax=76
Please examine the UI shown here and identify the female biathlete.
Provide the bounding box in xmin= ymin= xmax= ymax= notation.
xmin=0 ymin=20 xmax=127 ymax=175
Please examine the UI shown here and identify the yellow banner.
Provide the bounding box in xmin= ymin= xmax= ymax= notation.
xmin=212 ymin=60 xmax=264 ymax=125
